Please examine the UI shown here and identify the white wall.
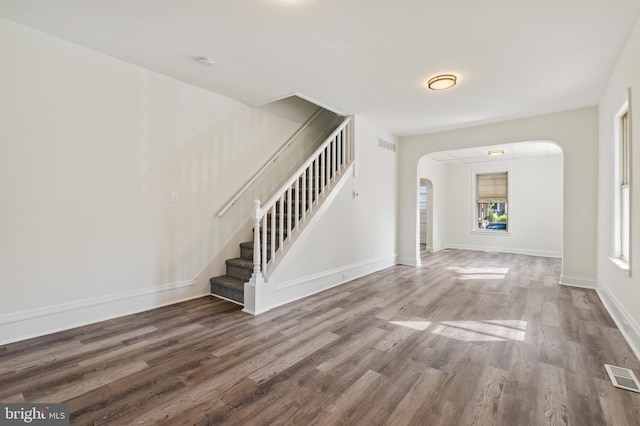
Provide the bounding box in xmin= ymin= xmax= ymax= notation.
xmin=417 ymin=157 xmax=447 ymax=255
xmin=597 ymin=16 xmax=640 ymax=357
xmin=0 ymin=17 xmax=314 ymax=344
xmin=264 ymin=118 xmax=399 ymax=307
xmin=399 ymin=108 xmax=598 ymax=285
xmin=443 ymin=157 xmax=563 ymax=257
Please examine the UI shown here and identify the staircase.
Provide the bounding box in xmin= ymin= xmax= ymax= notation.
xmin=210 ymin=190 xmax=306 ymax=304
xmin=210 ymin=116 xmax=353 ymax=308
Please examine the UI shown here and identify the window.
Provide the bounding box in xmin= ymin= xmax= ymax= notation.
xmin=476 ymin=172 xmax=508 ymax=231
xmin=611 ymin=98 xmax=631 ymax=273
xmin=419 ymin=185 xmax=427 ymax=211
xmin=618 ymin=107 xmax=630 ymax=263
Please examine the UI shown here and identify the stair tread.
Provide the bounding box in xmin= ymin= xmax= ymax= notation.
xmin=210 ymin=275 xmax=245 ymax=304
xmin=240 ymin=241 xmax=273 ymax=249
xmin=226 ymin=257 xmax=254 ymax=268
xmin=210 ymin=275 xmax=245 ymax=289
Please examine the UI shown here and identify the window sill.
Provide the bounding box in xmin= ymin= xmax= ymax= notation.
xmin=609 ymin=257 xmax=630 ymax=275
xmin=471 ymin=230 xmax=512 ymax=236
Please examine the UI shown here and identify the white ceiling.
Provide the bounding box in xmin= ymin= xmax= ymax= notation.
xmin=1 ymin=1 xmax=639 ymax=136
xmin=427 ymin=141 xmax=563 ymax=165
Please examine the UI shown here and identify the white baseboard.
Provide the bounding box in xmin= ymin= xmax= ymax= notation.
xmin=398 ymin=256 xmax=421 ymax=267
xmin=264 ymin=255 xmax=398 ymax=312
xmin=445 ymin=244 xmax=562 ymax=259
xmin=0 ymin=280 xmax=209 ymax=345
xmin=596 ymin=278 xmax=640 ymax=362
xmin=210 ymin=293 xmax=244 ymax=307
xmin=559 ymin=275 xmax=597 ymax=289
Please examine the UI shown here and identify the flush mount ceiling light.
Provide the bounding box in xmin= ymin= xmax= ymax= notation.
xmin=488 ymin=149 xmax=505 ymax=156
xmin=427 ymin=74 xmax=457 ymax=90
xmin=196 ymin=56 xmax=214 ymax=67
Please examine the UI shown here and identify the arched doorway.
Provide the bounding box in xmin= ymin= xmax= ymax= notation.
xmin=419 ymin=178 xmax=433 ymax=252
xmin=415 ymin=141 xmax=563 ymax=263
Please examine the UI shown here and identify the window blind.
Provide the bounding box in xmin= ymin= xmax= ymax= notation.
xmin=477 ymin=173 xmax=508 ymax=202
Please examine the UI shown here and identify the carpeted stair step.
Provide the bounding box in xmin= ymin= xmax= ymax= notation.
xmin=240 ymin=241 xmax=273 ymax=261
xmin=209 ymin=275 xmax=244 ymax=304
xmin=225 ymin=257 xmax=254 ymax=281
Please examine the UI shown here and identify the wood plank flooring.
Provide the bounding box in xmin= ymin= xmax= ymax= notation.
xmin=1 ymin=249 xmax=640 ymax=425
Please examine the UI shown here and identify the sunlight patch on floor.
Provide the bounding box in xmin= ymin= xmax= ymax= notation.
xmin=447 ymin=266 xmax=509 ymax=280
xmin=389 ymin=320 xmax=431 ymax=331
xmin=432 ymin=319 xmax=527 ymax=342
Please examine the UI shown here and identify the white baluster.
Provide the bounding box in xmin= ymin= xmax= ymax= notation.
xmin=326 ymin=142 xmax=330 ymax=186
xmin=302 ymin=168 xmax=307 ymax=222
xmin=321 ymin=149 xmax=326 ymax=196
xmin=261 ymin=214 xmax=267 ymax=276
xmin=287 ymin=187 xmax=292 ymax=241
xmin=270 ymin=204 xmax=276 ymax=266
xmin=339 ymin=130 xmax=344 ymax=171
xmin=332 ymin=136 xmax=337 ymax=181
xmin=279 ymin=197 xmax=284 ymax=252
xmin=349 ymin=123 xmax=352 ymax=163
xmin=249 ymin=199 xmax=264 ymax=285
xmin=314 ymin=158 xmax=319 ymax=208
xmin=295 ymin=178 xmax=300 ymax=231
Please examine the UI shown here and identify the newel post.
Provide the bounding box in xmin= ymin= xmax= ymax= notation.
xmin=249 ymin=199 xmax=265 ymax=285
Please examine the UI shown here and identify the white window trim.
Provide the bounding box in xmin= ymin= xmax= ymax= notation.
xmin=610 ymin=94 xmax=632 ymax=276
xmin=609 ymin=256 xmax=630 ymax=273
xmin=471 ymin=229 xmax=512 ymax=236
xmin=471 ymin=169 xmax=511 ymax=235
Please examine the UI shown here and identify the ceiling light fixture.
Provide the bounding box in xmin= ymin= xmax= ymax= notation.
xmin=427 ymin=74 xmax=457 ymax=90
xmin=196 ymin=56 xmax=214 ymax=67
xmin=488 ymin=149 xmax=505 ymax=156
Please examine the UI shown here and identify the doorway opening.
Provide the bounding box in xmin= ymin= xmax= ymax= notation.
xmin=419 ymin=178 xmax=433 ymax=253
xmin=416 ymin=141 xmax=563 ymax=264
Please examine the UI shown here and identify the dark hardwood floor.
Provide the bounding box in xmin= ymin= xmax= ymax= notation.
xmin=1 ymin=249 xmax=640 ymax=425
